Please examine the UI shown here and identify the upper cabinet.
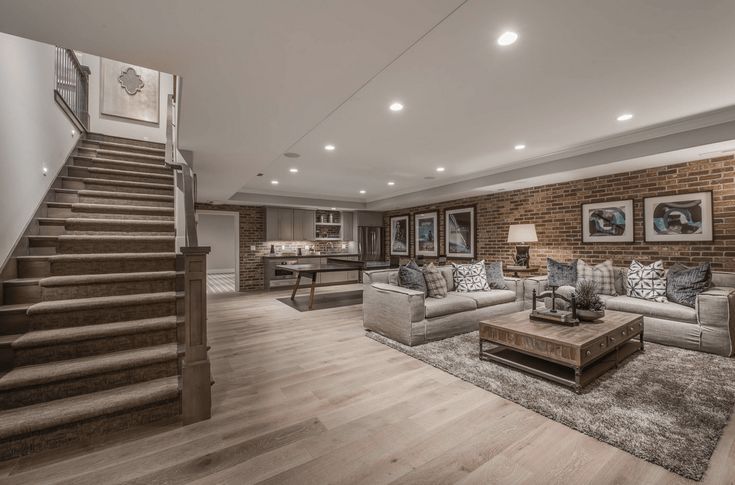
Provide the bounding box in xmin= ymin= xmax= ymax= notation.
xmin=293 ymin=209 xmax=316 ymax=240
xmin=341 ymin=211 xmax=354 ymax=242
xmin=265 ymin=207 xmax=295 ymax=240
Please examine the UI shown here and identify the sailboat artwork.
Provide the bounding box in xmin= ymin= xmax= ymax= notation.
xmin=445 ymin=206 xmax=475 ymax=258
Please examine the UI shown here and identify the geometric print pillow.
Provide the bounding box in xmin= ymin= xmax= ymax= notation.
xmin=452 ymin=260 xmax=489 ymax=292
xmin=577 ymin=259 xmax=617 ymax=296
xmin=626 ymin=260 xmax=667 ymax=302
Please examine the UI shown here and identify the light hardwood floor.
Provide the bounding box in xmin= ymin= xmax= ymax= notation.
xmin=2 ymin=284 xmax=734 ymax=484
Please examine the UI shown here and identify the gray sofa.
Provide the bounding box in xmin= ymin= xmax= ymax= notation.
xmin=524 ymin=268 xmax=735 ymax=357
xmin=363 ymin=266 xmax=524 ymax=346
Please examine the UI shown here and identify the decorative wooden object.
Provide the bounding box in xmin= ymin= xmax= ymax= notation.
xmin=479 ymin=310 xmax=644 ymax=392
xmin=530 ymin=287 xmax=579 ymax=326
xmin=181 ymin=246 xmax=212 ymax=425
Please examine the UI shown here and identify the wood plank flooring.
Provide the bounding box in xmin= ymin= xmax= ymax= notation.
xmin=2 ymin=284 xmax=735 ymax=484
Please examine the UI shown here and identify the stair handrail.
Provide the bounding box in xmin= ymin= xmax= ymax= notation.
xmin=54 ymin=46 xmax=90 ymax=131
xmin=165 ymin=81 xmax=198 ymax=248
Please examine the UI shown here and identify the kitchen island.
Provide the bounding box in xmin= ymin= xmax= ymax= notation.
xmin=276 ymin=257 xmax=366 ymax=310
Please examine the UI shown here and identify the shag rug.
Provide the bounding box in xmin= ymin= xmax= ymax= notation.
xmin=366 ymin=330 xmax=735 ymax=480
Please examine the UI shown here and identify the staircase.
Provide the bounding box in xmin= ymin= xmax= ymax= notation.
xmin=0 ymin=133 xmax=183 ymax=460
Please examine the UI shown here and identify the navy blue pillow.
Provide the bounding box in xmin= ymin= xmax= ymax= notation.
xmin=398 ymin=260 xmax=427 ymax=295
xmin=547 ymin=258 xmax=577 ymax=287
xmin=667 ymin=263 xmax=711 ymax=308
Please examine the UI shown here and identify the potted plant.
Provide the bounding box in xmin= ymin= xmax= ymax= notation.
xmin=574 ymin=280 xmax=606 ymax=321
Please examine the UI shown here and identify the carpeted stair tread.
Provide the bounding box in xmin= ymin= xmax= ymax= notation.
xmin=0 ymin=304 xmax=31 ymax=315
xmin=39 ymin=271 xmax=177 ymax=287
xmin=41 ymin=252 xmax=176 ymax=263
xmin=68 ymin=202 xmax=174 ymax=215
xmin=77 ymin=190 xmax=174 ymax=202
xmin=61 ymin=176 xmax=174 ymax=191
xmin=12 ymin=316 xmax=179 ymax=349
xmin=74 ymin=156 xmax=170 ymax=173
xmin=2 ymin=278 xmax=41 ymax=287
xmin=0 ymin=376 xmax=179 ymax=440
xmin=84 ymin=137 xmax=165 ymax=152
xmin=0 ymin=344 xmax=178 ymax=391
xmin=92 ymin=149 xmax=165 ymax=161
xmin=82 ymin=166 xmax=173 ymax=182
xmin=27 ymin=291 xmax=178 ymax=316
xmin=29 ymin=235 xmax=174 ymax=245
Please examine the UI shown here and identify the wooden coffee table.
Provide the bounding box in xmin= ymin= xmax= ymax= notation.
xmin=479 ymin=310 xmax=643 ymax=392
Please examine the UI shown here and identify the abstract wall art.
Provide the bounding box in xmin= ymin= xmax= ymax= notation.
xmin=644 ymin=191 xmax=713 ymax=242
xmin=581 ymin=200 xmax=634 ymax=242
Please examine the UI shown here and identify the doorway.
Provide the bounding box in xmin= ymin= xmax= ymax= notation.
xmin=197 ymin=210 xmax=239 ymax=293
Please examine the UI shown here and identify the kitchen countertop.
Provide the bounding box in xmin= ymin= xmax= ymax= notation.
xmin=262 ymin=253 xmax=359 ymax=260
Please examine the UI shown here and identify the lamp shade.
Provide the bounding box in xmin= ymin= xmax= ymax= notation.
xmin=507 ymin=224 xmax=538 ymax=243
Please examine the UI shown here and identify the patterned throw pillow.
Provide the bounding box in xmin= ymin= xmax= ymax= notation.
xmin=398 ymin=260 xmax=427 ymax=296
xmin=485 ymin=261 xmax=508 ymax=290
xmin=626 ymin=260 xmax=666 ymax=302
xmin=547 ymin=258 xmax=577 ymax=287
xmin=452 ymin=261 xmax=489 ymax=292
xmin=666 ymin=263 xmax=712 ymax=308
xmin=577 ymin=259 xmax=617 ymax=296
xmin=422 ymin=263 xmax=448 ymax=299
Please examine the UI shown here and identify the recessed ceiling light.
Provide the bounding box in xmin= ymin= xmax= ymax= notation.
xmin=436 ymin=167 xmax=445 ymax=172
xmin=514 ymin=144 xmax=526 ymax=150
xmin=617 ymin=113 xmax=634 ymax=121
xmin=387 ymin=181 xmax=395 ymax=186
xmin=389 ymin=102 xmax=404 ymax=112
xmin=359 ymin=190 xmax=366 ymax=194
xmin=271 ymin=180 xmax=279 ymax=185
xmin=497 ymin=31 xmax=518 ymax=46
xmin=289 ymin=168 xmax=298 ymax=173
xmin=324 ymin=144 xmax=336 ymax=151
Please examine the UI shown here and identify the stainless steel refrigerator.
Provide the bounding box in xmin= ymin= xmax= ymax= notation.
xmin=357 ymin=226 xmax=384 ymax=262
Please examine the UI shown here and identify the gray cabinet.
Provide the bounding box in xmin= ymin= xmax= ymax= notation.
xmin=265 ymin=207 xmax=294 ymax=240
xmin=293 ymin=209 xmax=316 ymax=241
xmin=341 ymin=211 xmax=354 ymax=242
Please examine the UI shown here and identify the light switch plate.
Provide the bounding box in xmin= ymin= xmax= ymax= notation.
xmin=250 ymin=245 xmax=256 ymax=251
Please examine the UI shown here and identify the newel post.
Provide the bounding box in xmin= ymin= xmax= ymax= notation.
xmin=181 ymin=246 xmax=212 ymax=425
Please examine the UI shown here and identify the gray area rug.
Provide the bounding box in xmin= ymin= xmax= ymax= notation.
xmin=366 ymin=330 xmax=735 ymax=480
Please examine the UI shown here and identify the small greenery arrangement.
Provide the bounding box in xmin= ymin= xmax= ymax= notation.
xmin=574 ymin=280 xmax=606 ymax=312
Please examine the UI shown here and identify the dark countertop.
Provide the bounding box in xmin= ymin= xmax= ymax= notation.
xmin=276 ymin=262 xmax=363 ymax=273
xmin=262 ymin=253 xmax=358 ymax=260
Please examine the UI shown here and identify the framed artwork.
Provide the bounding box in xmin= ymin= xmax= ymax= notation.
xmin=414 ymin=211 xmax=438 ymax=257
xmin=581 ymin=199 xmax=634 ymax=243
xmin=390 ymin=215 xmax=410 ymax=256
xmin=644 ymin=191 xmax=713 ymax=242
xmin=445 ymin=206 xmax=475 ymax=258
xmin=101 ymin=58 xmax=160 ymax=124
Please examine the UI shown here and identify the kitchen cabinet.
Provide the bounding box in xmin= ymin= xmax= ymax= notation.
xmin=293 ymin=209 xmax=316 ymax=240
xmin=265 ymin=207 xmax=294 ymax=241
xmin=341 ymin=211 xmax=354 ymax=242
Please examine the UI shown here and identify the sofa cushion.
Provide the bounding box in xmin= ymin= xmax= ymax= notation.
xmin=547 ymin=258 xmax=577 ymax=287
xmin=424 ymin=293 xmax=477 ymax=318
xmin=485 ymin=261 xmax=509 ymax=290
xmin=455 ymin=289 xmax=516 ymax=308
xmin=438 ymin=265 xmax=454 ymax=291
xmin=452 ymin=261 xmax=489 ymax=292
xmin=577 ymin=259 xmax=617 ymax=295
xmin=601 ymin=295 xmax=697 ymax=323
xmin=626 ymin=260 xmax=667 ymax=302
xmin=423 ymin=262 xmax=448 ymax=299
xmin=667 ymin=262 xmax=712 ymax=308
xmin=398 ymin=261 xmax=427 ymax=295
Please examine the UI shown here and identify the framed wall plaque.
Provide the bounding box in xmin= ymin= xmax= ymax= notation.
xmin=445 ymin=206 xmax=475 ymax=259
xmin=644 ymin=191 xmax=713 ymax=242
xmin=414 ymin=211 xmax=438 ymax=257
xmin=390 ymin=214 xmax=410 ymax=256
xmin=581 ymin=199 xmax=634 ymax=243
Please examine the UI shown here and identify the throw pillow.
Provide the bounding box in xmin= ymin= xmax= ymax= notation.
xmin=452 ymin=260 xmax=489 ymax=292
xmin=543 ymin=285 xmax=576 ymax=311
xmin=485 ymin=261 xmax=508 ymax=290
xmin=577 ymin=259 xmax=617 ymax=296
xmin=547 ymin=258 xmax=577 ymax=287
xmin=666 ymin=262 xmax=712 ymax=308
xmin=398 ymin=260 xmax=427 ymax=295
xmin=422 ymin=262 xmax=448 ymax=298
xmin=626 ymin=260 xmax=667 ymax=302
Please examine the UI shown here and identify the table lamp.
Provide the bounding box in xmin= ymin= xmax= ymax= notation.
xmin=507 ymin=224 xmax=538 ymax=267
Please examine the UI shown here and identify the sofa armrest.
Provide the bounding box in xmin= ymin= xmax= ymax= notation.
xmin=503 ymin=277 xmax=523 ymax=301
xmin=523 ymin=276 xmax=548 ymax=301
xmin=697 ymin=287 xmax=735 ymax=356
xmin=363 ymin=283 xmax=426 ymax=346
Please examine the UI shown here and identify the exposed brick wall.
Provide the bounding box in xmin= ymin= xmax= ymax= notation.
xmin=195 ymin=204 xmax=356 ymax=291
xmin=383 ymin=155 xmax=735 ymax=273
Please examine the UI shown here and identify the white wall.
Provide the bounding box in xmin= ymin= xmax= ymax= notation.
xmin=79 ymin=53 xmax=173 ymax=143
xmin=197 ymin=212 xmax=238 ymax=273
xmin=0 ymin=32 xmax=80 ymax=270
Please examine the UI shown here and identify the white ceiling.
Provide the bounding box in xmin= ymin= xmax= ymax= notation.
xmin=1 ymin=0 xmax=735 ymax=208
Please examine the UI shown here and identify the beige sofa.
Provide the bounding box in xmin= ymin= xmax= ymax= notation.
xmin=363 ymin=266 xmax=524 ymax=346
xmin=524 ymin=268 xmax=735 ymax=357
